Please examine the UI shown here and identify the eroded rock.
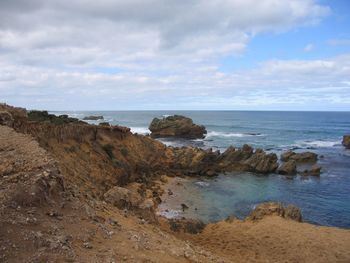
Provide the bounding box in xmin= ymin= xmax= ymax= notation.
xmin=280 ymin=151 xmax=317 ymax=163
xmin=278 ymin=160 xmax=297 ymax=175
xmin=149 ymin=115 xmax=207 ymax=139
xmin=342 ymin=135 xmax=350 ymax=149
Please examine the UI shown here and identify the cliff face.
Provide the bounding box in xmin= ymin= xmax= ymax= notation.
xmin=0 ymin=104 xmax=278 ymax=199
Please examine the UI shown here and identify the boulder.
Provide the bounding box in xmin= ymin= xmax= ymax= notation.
xmin=342 ymin=135 xmax=350 ymax=149
xmin=280 ymin=150 xmax=317 ymax=163
xmin=83 ymin=115 xmax=104 ymax=120
xmin=244 ymin=151 xmax=278 ymax=174
xmin=149 ymin=115 xmax=207 ymax=139
xmin=280 ymin=150 xmax=295 ymax=162
xmin=277 ymin=160 xmax=297 ymax=175
xmin=0 ymin=111 xmax=14 ymax=127
xmin=103 ymin=186 xmax=141 ymax=209
xmin=246 ymin=202 xmax=302 ymax=222
xmin=301 ymin=164 xmax=321 ymax=176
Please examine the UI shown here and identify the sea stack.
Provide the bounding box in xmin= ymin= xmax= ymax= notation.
xmin=342 ymin=135 xmax=350 ymax=149
xmin=149 ymin=115 xmax=207 ymax=139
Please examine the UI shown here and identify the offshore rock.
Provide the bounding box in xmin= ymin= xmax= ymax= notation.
xmin=342 ymin=135 xmax=350 ymax=149
xmin=149 ymin=115 xmax=207 ymax=139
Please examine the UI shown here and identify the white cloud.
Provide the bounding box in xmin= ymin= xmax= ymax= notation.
xmin=1 ymin=0 xmax=344 ymax=110
xmin=303 ymin=43 xmax=314 ymax=52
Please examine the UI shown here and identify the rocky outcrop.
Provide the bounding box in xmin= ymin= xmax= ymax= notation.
xmin=277 ymin=160 xmax=297 ymax=175
xmin=0 ymin=111 xmax=14 ymax=127
xmin=281 ymin=150 xmax=317 ymax=163
xmin=149 ymin=115 xmax=207 ymax=139
xmin=217 ymin=145 xmax=278 ymax=174
xmin=246 ymin=202 xmax=302 ymax=222
xmin=342 ymin=135 xmax=350 ymax=149
xmin=103 ymin=186 xmax=142 ymax=209
xmin=83 ymin=115 xmax=104 ymax=120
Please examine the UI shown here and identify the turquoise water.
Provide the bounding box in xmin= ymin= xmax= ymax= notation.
xmin=54 ymin=111 xmax=350 ymax=228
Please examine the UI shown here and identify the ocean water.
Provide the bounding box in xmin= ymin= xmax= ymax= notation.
xmin=54 ymin=111 xmax=350 ymax=228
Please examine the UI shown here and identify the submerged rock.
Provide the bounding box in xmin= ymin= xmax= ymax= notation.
xmin=247 ymin=202 xmax=302 ymax=222
xmin=342 ymin=135 xmax=350 ymax=149
xmin=301 ymin=164 xmax=321 ymax=176
xmin=149 ymin=115 xmax=207 ymax=139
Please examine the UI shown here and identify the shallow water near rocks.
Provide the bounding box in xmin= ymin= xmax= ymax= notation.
xmin=53 ymin=110 xmax=350 ymax=228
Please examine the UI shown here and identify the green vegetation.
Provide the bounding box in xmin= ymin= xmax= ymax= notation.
xmin=101 ymin=143 xmax=115 ymax=159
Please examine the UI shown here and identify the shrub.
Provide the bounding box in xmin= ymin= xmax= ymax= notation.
xmin=101 ymin=144 xmax=114 ymax=159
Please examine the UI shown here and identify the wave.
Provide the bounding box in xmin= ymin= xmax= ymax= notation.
xmin=195 ymin=181 xmax=210 ymax=187
xmin=294 ymin=139 xmax=340 ymax=148
xmin=206 ymin=131 xmax=263 ymax=138
xmin=130 ymin=127 xmax=150 ymax=135
xmin=157 ymin=209 xmax=182 ymax=219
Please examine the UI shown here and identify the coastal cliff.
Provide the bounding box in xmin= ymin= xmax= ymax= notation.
xmin=1 ymin=104 xmax=350 ymax=262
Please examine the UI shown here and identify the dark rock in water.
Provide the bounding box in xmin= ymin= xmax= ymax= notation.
xmin=342 ymin=135 xmax=350 ymax=149
xmin=301 ymin=164 xmax=321 ymax=176
xmin=280 ymin=150 xmax=317 ymax=163
xmin=83 ymin=115 xmax=104 ymax=120
xmin=149 ymin=115 xmax=207 ymax=139
xmin=246 ymin=202 xmax=302 ymax=222
xmin=278 ymin=160 xmax=297 ymax=175
xmin=0 ymin=111 xmax=14 ymax=127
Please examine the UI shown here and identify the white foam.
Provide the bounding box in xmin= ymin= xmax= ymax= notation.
xmin=157 ymin=209 xmax=182 ymax=219
xmin=130 ymin=127 xmax=150 ymax=135
xmin=195 ymin=181 xmax=210 ymax=187
xmin=206 ymin=131 xmax=263 ymax=138
xmin=294 ymin=140 xmax=340 ymax=148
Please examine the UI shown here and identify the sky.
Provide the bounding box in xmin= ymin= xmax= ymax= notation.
xmin=0 ymin=0 xmax=350 ymax=111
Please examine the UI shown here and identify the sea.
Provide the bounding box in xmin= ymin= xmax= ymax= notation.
xmin=52 ymin=110 xmax=350 ymax=228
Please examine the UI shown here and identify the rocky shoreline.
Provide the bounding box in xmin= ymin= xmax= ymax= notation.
xmin=1 ymin=103 xmax=350 ymax=262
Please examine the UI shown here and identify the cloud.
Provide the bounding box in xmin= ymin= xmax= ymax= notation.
xmin=303 ymin=43 xmax=314 ymax=52
xmin=0 ymin=0 xmax=341 ymax=110
xmin=327 ymin=39 xmax=350 ymax=46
